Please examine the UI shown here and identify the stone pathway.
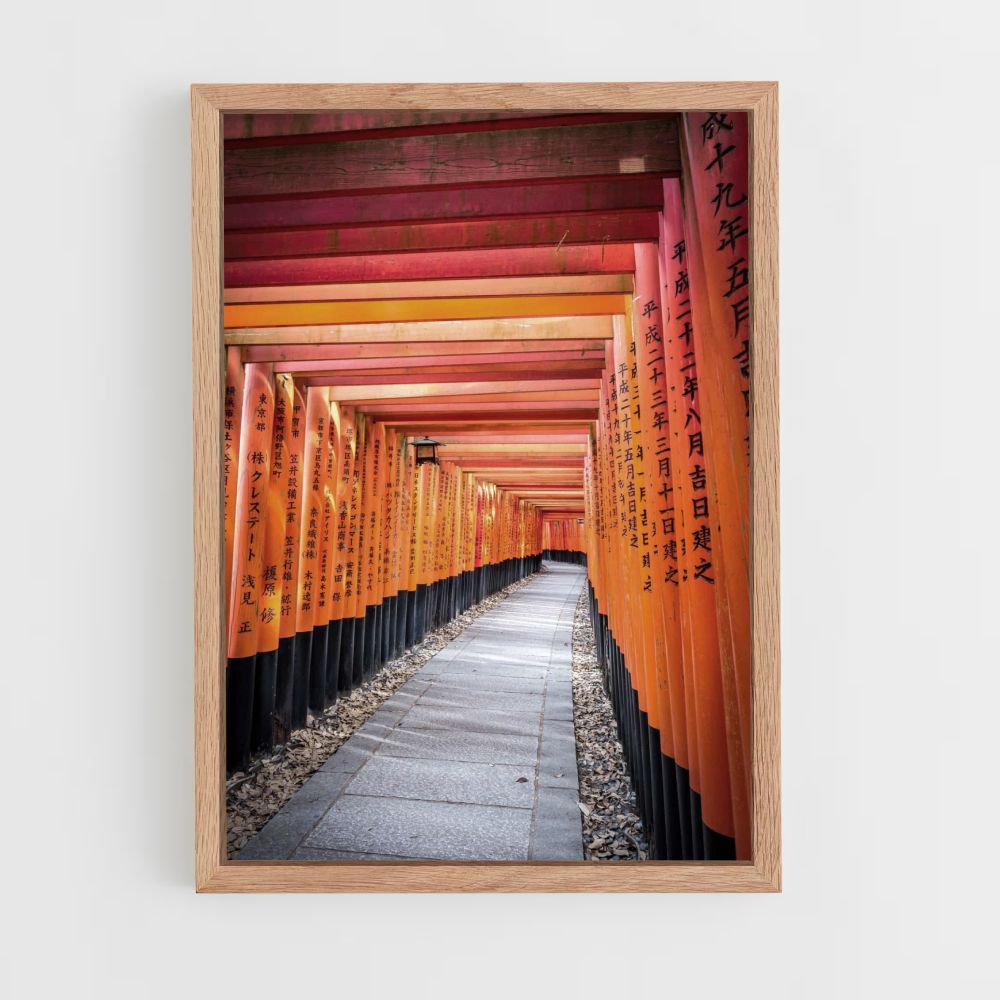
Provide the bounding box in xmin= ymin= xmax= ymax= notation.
xmin=237 ymin=561 xmax=587 ymax=862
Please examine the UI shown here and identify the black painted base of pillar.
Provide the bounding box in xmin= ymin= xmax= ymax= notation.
xmin=250 ymin=647 xmax=278 ymax=754
xmin=225 ymin=653 xmax=256 ymax=773
xmin=593 ymin=602 xmax=742 ymax=861
xmin=362 ymin=604 xmax=377 ymax=680
xmin=273 ymin=634 xmax=295 ymax=745
xmin=351 ymin=614 xmax=365 ymax=688
xmin=325 ymin=617 xmax=343 ymax=707
xmin=338 ymin=617 xmax=356 ymax=694
xmin=395 ymin=590 xmax=408 ymax=656
xmin=414 ymin=584 xmax=428 ymax=643
xmin=291 ymin=630 xmax=312 ymax=731
xmin=308 ymin=621 xmax=329 ymax=717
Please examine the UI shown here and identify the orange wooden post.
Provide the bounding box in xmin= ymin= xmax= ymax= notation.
xmin=600 ymin=364 xmax=644 ymax=811
xmin=412 ymin=459 xmax=430 ymax=641
xmin=614 ymin=309 xmax=666 ymax=846
xmin=439 ymin=465 xmax=450 ymax=593
xmin=360 ymin=420 xmax=384 ymax=678
xmin=342 ymin=413 xmax=365 ymax=688
xmin=401 ymin=440 xmax=420 ymax=645
xmin=621 ymin=297 xmax=681 ymax=859
xmin=462 ymin=471 xmax=476 ymax=610
xmin=381 ymin=430 xmax=401 ymax=658
xmin=223 ymin=347 xmax=245 ymax=628
xmin=251 ymin=371 xmax=294 ymax=752
xmin=290 ymin=386 xmax=328 ymax=727
xmin=420 ymin=461 xmax=436 ymax=636
xmin=306 ymin=390 xmax=338 ymax=715
xmin=432 ymin=464 xmax=445 ymax=621
xmin=353 ymin=415 xmax=375 ymax=682
xmin=676 ymin=112 xmax=753 ymax=858
xmin=272 ymin=379 xmax=307 ymax=737
xmin=654 ymin=210 xmax=741 ymax=856
xmin=382 ymin=429 xmax=404 ymax=661
xmin=631 ymin=243 xmax=703 ymax=857
xmin=226 ymin=361 xmax=275 ymax=771
xmin=328 ymin=403 xmax=355 ymax=696
xmin=371 ymin=423 xmax=388 ymax=671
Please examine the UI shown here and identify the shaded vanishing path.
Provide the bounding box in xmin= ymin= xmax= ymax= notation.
xmin=238 ymin=562 xmax=587 ymax=861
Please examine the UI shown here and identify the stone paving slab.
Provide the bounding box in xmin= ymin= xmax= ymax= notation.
xmin=347 ymin=754 xmax=536 ymax=808
xmin=428 ymin=660 xmax=548 ymax=679
xmin=291 ymin=846 xmax=413 ymax=862
xmin=238 ymin=561 xmax=586 ymax=862
xmin=304 ymin=794 xmax=533 ymax=861
xmin=364 ymin=726 xmax=540 ymax=766
xmin=400 ymin=704 xmax=543 ymax=737
xmin=425 ymin=673 xmax=546 ymax=695
xmin=415 ymin=686 xmax=544 ymax=714
xmin=530 ymin=786 xmax=584 ymax=861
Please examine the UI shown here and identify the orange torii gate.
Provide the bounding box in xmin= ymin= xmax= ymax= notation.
xmin=220 ymin=109 xmax=751 ymax=862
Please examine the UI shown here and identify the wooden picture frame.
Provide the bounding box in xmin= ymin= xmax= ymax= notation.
xmin=193 ymin=82 xmax=779 ymax=892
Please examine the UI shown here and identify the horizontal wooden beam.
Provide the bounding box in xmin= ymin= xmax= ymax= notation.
xmin=224 ymin=111 xmax=553 ymax=142
xmin=324 ymin=379 xmax=599 ymax=401
xmin=308 ymin=360 xmax=602 ymax=378
xmin=224 ymin=243 xmax=635 ymax=286
xmin=361 ymin=401 xmax=598 ymax=414
xmin=224 ymin=293 xmax=625 ymax=329
xmin=305 ymin=365 xmax=603 ymax=386
xmin=224 ymin=112 xmax=674 ymax=146
xmin=224 ymin=211 xmax=658 ymax=260
xmin=224 ymin=118 xmax=679 ymax=197
xmin=349 ymin=390 xmax=598 ymax=407
xmin=424 ymin=442 xmax=586 ymax=453
xmin=379 ymin=421 xmax=594 ymax=433
xmin=243 ymin=338 xmax=605 ymax=362
xmin=414 ymin=452 xmax=586 ymax=459
xmin=272 ymin=349 xmax=605 ymax=374
xmin=225 ymin=176 xmax=664 ymax=230
xmin=429 ymin=433 xmax=589 ymax=443
xmin=225 ymin=273 xmax=632 ymax=304
xmin=224 ymin=315 xmax=614 ymax=345
xmin=458 ymin=471 xmax=584 ymax=478
xmin=458 ymin=457 xmax=586 ymax=463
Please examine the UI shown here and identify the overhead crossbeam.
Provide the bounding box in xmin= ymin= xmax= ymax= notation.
xmin=225 ymin=274 xmax=632 ymax=304
xmin=224 ymin=118 xmax=679 ymax=197
xmin=223 ymin=293 xmax=625 ymax=329
xmin=224 ymin=315 xmax=615 ymax=345
xmin=225 ymin=244 xmax=635 ymax=287
xmin=243 ymin=338 xmax=606 ymax=362
xmin=225 ymin=176 xmax=664 ymax=230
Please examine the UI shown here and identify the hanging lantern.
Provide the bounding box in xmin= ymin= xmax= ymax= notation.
xmin=412 ymin=436 xmax=442 ymax=466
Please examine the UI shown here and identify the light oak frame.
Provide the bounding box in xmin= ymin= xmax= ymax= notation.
xmin=193 ymin=83 xmax=779 ymax=892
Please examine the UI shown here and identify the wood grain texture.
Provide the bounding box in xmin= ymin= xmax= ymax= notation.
xmin=748 ymin=84 xmax=781 ymax=893
xmin=192 ymin=82 xmax=780 ymax=893
xmin=192 ymin=88 xmax=225 ymax=890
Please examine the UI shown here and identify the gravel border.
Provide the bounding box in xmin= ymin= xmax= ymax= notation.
xmin=227 ymin=574 xmax=537 ymax=857
xmin=571 ymin=589 xmax=649 ymax=861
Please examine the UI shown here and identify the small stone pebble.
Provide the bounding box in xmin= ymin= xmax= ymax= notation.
xmin=570 ymin=590 xmax=649 ymax=862
xmin=226 ymin=575 xmax=538 ymax=858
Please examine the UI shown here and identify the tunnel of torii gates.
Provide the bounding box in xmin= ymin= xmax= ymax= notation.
xmin=222 ymin=110 xmax=751 ymax=861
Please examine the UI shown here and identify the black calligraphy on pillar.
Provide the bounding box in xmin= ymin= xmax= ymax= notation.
xmin=663 ymin=213 xmax=716 ymax=587
xmin=697 ymin=111 xmax=751 ymax=448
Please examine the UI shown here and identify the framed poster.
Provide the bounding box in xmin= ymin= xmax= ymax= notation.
xmin=193 ymin=83 xmax=779 ymax=892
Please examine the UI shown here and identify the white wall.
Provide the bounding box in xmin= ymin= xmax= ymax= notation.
xmin=4 ymin=2 xmax=997 ymax=997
